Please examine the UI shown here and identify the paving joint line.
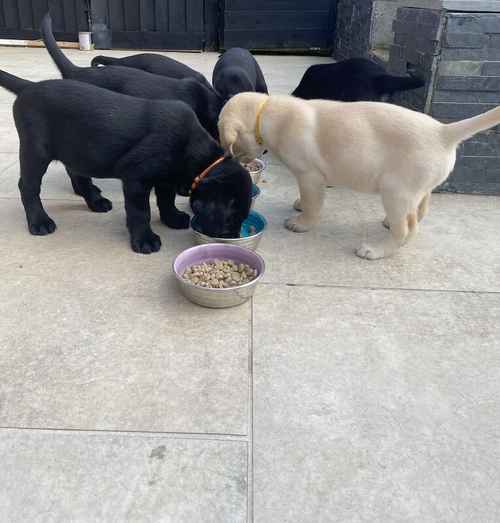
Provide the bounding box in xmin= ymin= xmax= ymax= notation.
xmin=259 ymin=281 xmax=500 ymax=295
xmin=247 ymin=298 xmax=255 ymax=523
xmin=0 ymin=426 xmax=248 ymax=442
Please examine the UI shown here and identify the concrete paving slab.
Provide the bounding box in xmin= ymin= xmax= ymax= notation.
xmin=0 ymin=132 xmax=18 ymax=153
xmin=253 ymin=285 xmax=500 ymax=523
xmin=0 ymin=197 xmax=194 ymax=291
xmin=0 ymin=153 xmax=16 ymax=173
xmin=0 ymin=199 xmax=251 ymax=434
xmin=0 ymin=429 xmax=247 ymax=523
xmin=253 ymin=164 xmax=500 ymax=293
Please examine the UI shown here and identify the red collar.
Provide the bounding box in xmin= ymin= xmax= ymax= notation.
xmin=189 ymin=156 xmax=225 ymax=195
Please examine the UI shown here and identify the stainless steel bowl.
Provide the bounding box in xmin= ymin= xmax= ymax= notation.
xmin=173 ymin=243 xmax=266 ymax=308
xmin=191 ymin=210 xmax=267 ymax=251
xmin=244 ymin=158 xmax=266 ymax=185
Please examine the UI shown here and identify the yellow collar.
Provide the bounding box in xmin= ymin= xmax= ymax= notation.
xmin=255 ymin=99 xmax=269 ymax=146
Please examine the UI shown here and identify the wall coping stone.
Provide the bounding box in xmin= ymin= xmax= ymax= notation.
xmin=399 ymin=0 xmax=500 ymax=11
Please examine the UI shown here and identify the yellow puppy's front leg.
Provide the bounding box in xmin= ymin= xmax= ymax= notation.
xmin=285 ymin=172 xmax=325 ymax=233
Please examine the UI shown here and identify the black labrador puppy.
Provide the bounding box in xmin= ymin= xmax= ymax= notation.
xmin=292 ymin=58 xmax=425 ymax=102
xmin=91 ymin=53 xmax=212 ymax=89
xmin=0 ymin=71 xmax=252 ymax=254
xmin=41 ymin=14 xmax=222 ymax=140
xmin=212 ymin=48 xmax=268 ymax=104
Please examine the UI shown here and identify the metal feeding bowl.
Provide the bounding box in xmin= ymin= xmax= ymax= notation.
xmin=173 ymin=243 xmax=265 ymax=308
xmin=244 ymin=158 xmax=266 ymax=185
xmin=191 ymin=210 xmax=267 ymax=251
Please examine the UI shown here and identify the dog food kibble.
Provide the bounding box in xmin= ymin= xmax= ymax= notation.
xmin=245 ymin=160 xmax=261 ymax=173
xmin=182 ymin=260 xmax=257 ymax=288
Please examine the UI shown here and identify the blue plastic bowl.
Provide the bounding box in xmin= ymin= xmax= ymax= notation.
xmin=240 ymin=210 xmax=267 ymax=238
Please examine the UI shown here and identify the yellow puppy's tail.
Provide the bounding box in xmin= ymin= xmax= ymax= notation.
xmin=443 ymin=105 xmax=500 ymax=146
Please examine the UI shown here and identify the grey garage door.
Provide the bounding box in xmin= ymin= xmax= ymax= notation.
xmin=91 ymin=0 xmax=206 ymax=50
xmin=0 ymin=0 xmax=337 ymax=52
xmin=0 ymin=0 xmax=88 ymax=41
xmin=223 ymin=0 xmax=336 ymax=52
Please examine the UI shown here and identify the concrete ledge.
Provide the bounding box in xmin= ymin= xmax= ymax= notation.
xmin=399 ymin=0 xmax=500 ymax=11
xmin=0 ymin=39 xmax=80 ymax=49
xmin=443 ymin=0 xmax=500 ymax=12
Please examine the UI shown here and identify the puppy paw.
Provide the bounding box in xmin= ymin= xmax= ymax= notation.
xmin=88 ymin=196 xmax=112 ymax=213
xmin=160 ymin=210 xmax=190 ymax=230
xmin=131 ymin=231 xmax=162 ymax=254
xmin=28 ymin=217 xmax=57 ymax=236
xmin=284 ymin=216 xmax=313 ymax=233
xmin=382 ymin=217 xmax=390 ymax=230
xmin=293 ymin=198 xmax=303 ymax=212
xmin=355 ymin=243 xmax=384 ymax=260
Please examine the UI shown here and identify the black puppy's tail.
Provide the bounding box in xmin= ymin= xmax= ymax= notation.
xmin=91 ymin=55 xmax=116 ymax=67
xmin=0 ymin=70 xmax=33 ymax=95
xmin=374 ymin=74 xmax=425 ymax=95
xmin=40 ymin=12 xmax=78 ymax=77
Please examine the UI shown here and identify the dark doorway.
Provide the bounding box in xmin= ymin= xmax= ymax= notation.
xmin=222 ymin=0 xmax=336 ymax=53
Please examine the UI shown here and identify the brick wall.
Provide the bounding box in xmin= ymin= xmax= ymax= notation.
xmin=434 ymin=13 xmax=500 ymax=193
xmin=334 ymin=0 xmax=374 ymax=59
xmin=389 ymin=7 xmax=500 ymax=194
xmin=388 ymin=7 xmax=441 ymax=112
xmin=372 ymin=0 xmax=409 ymax=50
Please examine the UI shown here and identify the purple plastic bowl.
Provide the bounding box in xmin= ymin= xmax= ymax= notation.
xmin=173 ymin=243 xmax=266 ymax=308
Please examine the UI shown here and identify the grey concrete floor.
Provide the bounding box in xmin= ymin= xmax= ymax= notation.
xmin=0 ymin=47 xmax=499 ymax=523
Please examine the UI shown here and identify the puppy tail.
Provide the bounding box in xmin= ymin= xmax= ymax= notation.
xmin=0 ymin=70 xmax=33 ymax=95
xmin=373 ymin=74 xmax=425 ymax=95
xmin=443 ymin=106 xmax=500 ymax=146
xmin=40 ymin=12 xmax=78 ymax=77
xmin=91 ymin=55 xmax=115 ymax=67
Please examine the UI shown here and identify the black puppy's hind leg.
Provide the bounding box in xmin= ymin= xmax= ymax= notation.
xmin=123 ymin=179 xmax=161 ymax=254
xmin=67 ymin=169 xmax=112 ymax=212
xmin=154 ymin=181 xmax=190 ymax=229
xmin=18 ymin=146 xmax=56 ymax=235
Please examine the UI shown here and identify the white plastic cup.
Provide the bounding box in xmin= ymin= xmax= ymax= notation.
xmin=78 ymin=32 xmax=92 ymax=51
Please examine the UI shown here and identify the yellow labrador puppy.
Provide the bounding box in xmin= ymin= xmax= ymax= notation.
xmin=218 ymin=92 xmax=500 ymax=259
